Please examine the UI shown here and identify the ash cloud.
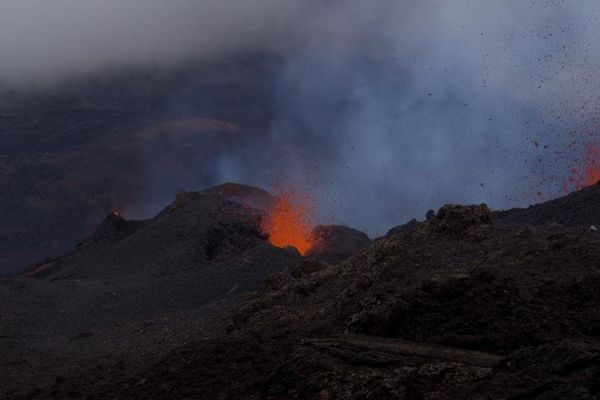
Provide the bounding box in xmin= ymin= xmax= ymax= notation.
xmin=0 ymin=0 xmax=305 ymax=87
xmin=216 ymin=1 xmax=600 ymax=234
xmin=4 ymin=1 xmax=600 ymax=236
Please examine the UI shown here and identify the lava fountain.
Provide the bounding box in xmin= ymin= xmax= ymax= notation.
xmin=565 ymin=143 xmax=600 ymax=191
xmin=582 ymin=144 xmax=600 ymax=188
xmin=261 ymin=189 xmax=315 ymax=255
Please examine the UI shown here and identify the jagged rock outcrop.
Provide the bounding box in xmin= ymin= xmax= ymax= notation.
xmin=307 ymin=225 xmax=372 ymax=263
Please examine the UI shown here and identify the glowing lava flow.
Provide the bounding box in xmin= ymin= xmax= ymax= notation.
xmin=261 ymin=190 xmax=315 ymax=255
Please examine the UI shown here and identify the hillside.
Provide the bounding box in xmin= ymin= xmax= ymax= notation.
xmin=0 ymin=183 xmax=368 ymax=396
xmin=494 ymin=182 xmax=600 ymax=227
xmin=3 ymin=184 xmax=600 ymax=399
xmin=0 ymin=54 xmax=278 ymax=274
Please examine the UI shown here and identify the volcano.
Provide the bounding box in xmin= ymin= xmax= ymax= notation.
xmin=3 ymin=182 xmax=600 ymax=399
xmin=0 ymin=54 xmax=279 ymax=276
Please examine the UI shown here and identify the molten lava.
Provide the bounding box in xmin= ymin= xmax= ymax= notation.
xmin=261 ymin=190 xmax=315 ymax=255
xmin=566 ymin=143 xmax=600 ymax=191
xmin=583 ymin=144 xmax=600 ymax=187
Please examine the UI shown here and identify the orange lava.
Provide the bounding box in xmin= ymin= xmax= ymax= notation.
xmin=261 ymin=190 xmax=314 ymax=255
xmin=567 ymin=143 xmax=600 ymax=191
xmin=583 ymin=144 xmax=600 ymax=187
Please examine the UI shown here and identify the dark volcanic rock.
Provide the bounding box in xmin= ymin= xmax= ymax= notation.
xmin=203 ymin=182 xmax=275 ymax=210
xmin=38 ymin=183 xmax=285 ymax=282
xmin=431 ymin=203 xmax=491 ymax=233
xmin=76 ymin=211 xmax=148 ymax=253
xmin=291 ymin=259 xmax=327 ymax=279
xmin=385 ymin=218 xmax=420 ymax=237
xmin=307 ymin=224 xmax=372 ymax=263
xmin=385 ymin=204 xmax=491 ymax=239
xmin=5 ymin=185 xmax=600 ymax=399
xmin=0 ymin=54 xmax=279 ymax=274
xmin=495 ymin=180 xmax=600 ymax=227
xmin=1 ymin=183 xmax=305 ymax=394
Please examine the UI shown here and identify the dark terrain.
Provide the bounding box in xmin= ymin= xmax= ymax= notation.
xmin=2 ymin=182 xmax=600 ymax=399
xmin=0 ymin=54 xmax=278 ymax=274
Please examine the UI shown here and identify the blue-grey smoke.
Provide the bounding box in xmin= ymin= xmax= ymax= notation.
xmin=212 ymin=1 xmax=600 ymax=235
xmin=4 ymin=1 xmax=600 ymax=238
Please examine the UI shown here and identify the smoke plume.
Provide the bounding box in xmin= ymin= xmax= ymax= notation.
xmin=3 ymin=1 xmax=600 ymax=236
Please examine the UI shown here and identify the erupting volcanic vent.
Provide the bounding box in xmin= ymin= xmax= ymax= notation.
xmin=581 ymin=144 xmax=600 ymax=188
xmin=565 ymin=142 xmax=600 ymax=191
xmin=260 ymin=189 xmax=315 ymax=255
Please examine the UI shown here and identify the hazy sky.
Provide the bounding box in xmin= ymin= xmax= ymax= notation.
xmin=3 ymin=1 xmax=600 ymax=234
xmin=0 ymin=0 xmax=308 ymax=85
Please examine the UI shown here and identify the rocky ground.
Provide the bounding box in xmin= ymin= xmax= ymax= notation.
xmin=3 ymin=183 xmax=600 ymax=399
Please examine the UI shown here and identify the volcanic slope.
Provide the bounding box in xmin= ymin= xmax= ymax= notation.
xmin=0 ymin=53 xmax=279 ymax=274
xmin=494 ymin=180 xmax=600 ymax=226
xmin=1 ymin=183 xmax=309 ymax=394
xmin=1 ymin=182 xmax=372 ymax=396
xmin=6 ymin=184 xmax=600 ymax=399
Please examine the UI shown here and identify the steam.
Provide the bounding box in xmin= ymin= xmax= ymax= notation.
xmin=0 ymin=0 xmax=304 ymax=86
xmin=216 ymin=1 xmax=600 ymax=234
xmin=4 ymin=1 xmax=600 ymax=235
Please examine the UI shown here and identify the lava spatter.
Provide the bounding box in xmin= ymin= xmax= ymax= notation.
xmin=261 ymin=189 xmax=315 ymax=255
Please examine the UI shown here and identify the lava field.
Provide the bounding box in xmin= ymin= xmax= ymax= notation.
xmin=2 ymin=182 xmax=600 ymax=399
